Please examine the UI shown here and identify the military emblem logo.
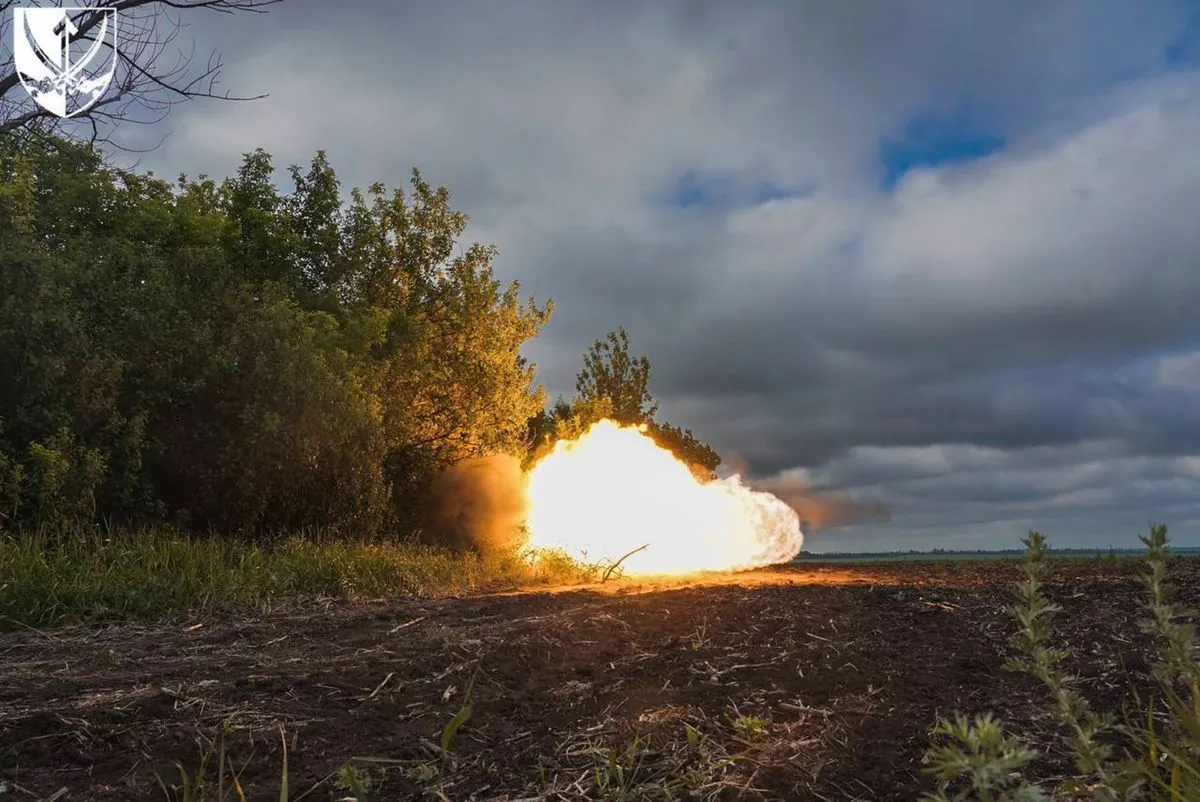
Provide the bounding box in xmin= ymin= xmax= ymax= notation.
xmin=13 ymin=6 xmax=117 ymax=118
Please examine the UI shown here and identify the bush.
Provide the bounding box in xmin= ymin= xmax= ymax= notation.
xmin=923 ymin=524 xmax=1200 ymax=801
xmin=0 ymin=136 xmax=550 ymax=537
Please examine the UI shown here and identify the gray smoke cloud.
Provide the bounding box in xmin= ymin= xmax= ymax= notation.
xmin=425 ymin=455 xmax=529 ymax=556
xmin=720 ymin=452 xmax=892 ymax=531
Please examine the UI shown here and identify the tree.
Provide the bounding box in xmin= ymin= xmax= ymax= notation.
xmin=529 ymin=327 xmax=721 ymax=481
xmin=0 ymin=0 xmax=281 ymax=146
xmin=0 ymin=134 xmax=552 ymax=535
xmin=644 ymin=420 xmax=721 ymax=481
xmin=575 ymin=326 xmax=658 ymax=425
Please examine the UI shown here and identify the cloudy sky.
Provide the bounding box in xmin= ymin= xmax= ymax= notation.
xmin=90 ymin=0 xmax=1200 ymax=551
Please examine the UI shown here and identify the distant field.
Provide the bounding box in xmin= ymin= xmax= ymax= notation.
xmin=796 ymin=551 xmax=1020 ymax=563
xmin=795 ymin=547 xmax=1200 ymax=563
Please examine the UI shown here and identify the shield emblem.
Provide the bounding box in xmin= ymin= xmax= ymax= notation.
xmin=12 ymin=6 xmax=118 ymax=119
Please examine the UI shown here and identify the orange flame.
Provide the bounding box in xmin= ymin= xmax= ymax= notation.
xmin=523 ymin=420 xmax=804 ymax=575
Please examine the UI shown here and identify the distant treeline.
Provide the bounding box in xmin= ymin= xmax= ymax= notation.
xmin=0 ymin=135 xmax=717 ymax=539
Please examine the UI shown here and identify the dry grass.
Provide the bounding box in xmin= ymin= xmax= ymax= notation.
xmin=0 ymin=525 xmax=593 ymax=632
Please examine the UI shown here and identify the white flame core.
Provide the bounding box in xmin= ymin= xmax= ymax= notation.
xmin=523 ymin=420 xmax=804 ymax=575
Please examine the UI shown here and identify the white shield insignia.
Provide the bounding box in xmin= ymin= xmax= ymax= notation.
xmin=13 ymin=6 xmax=118 ymax=119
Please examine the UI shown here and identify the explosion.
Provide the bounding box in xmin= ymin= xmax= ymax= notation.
xmin=523 ymin=420 xmax=804 ymax=575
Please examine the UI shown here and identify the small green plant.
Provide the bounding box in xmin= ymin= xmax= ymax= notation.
xmin=684 ymin=722 xmax=706 ymax=750
xmin=923 ymin=524 xmax=1200 ymax=801
xmin=923 ymin=713 xmax=1046 ymax=801
xmin=440 ymin=668 xmax=477 ymax=759
xmin=405 ymin=760 xmax=445 ymax=800
xmin=591 ymin=736 xmax=660 ymax=800
xmin=688 ymin=618 xmax=710 ymax=651
xmin=581 ymin=709 xmax=770 ymax=800
xmin=158 ymin=724 xmax=287 ymax=802
xmin=333 ymin=763 xmax=379 ymax=800
xmin=731 ymin=713 xmax=770 ymax=741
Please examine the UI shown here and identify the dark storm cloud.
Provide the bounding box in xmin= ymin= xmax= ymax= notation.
xmin=129 ymin=0 xmax=1200 ymax=549
xmin=684 ymin=384 xmax=1093 ymax=477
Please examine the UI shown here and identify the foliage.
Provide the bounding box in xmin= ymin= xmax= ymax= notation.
xmin=0 ymin=135 xmax=549 ymax=535
xmin=923 ymin=713 xmax=1048 ymax=802
xmin=923 ymin=524 xmax=1200 ymax=801
xmin=529 ymin=327 xmax=721 ymax=479
xmin=644 ymin=419 xmax=722 ymax=480
xmin=575 ymin=326 xmax=657 ymax=424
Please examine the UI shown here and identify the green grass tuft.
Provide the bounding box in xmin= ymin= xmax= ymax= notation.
xmin=0 ymin=524 xmax=593 ymax=631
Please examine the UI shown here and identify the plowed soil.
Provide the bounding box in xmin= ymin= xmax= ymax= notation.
xmin=3 ymin=559 xmax=1199 ymax=801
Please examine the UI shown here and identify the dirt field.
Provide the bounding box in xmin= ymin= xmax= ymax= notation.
xmin=3 ymin=559 xmax=1198 ymax=801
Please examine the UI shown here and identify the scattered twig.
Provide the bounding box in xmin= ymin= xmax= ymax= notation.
xmin=389 ymin=616 xmax=427 ymax=634
xmin=363 ymin=672 xmax=395 ymax=701
xmin=602 ymin=544 xmax=649 ymax=582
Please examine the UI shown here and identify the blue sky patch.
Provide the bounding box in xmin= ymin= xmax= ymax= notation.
xmin=1166 ymin=8 xmax=1200 ymax=66
xmin=879 ymin=111 xmax=1006 ymax=189
xmin=664 ymin=169 xmax=811 ymax=209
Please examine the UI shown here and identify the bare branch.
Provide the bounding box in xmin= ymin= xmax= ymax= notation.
xmin=601 ymin=544 xmax=649 ymax=583
xmin=0 ymin=0 xmax=284 ymax=147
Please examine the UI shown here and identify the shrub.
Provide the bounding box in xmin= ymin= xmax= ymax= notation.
xmin=923 ymin=524 xmax=1200 ymax=800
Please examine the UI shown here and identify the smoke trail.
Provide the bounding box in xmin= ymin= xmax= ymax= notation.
xmin=720 ymin=453 xmax=891 ymax=532
xmin=425 ymin=455 xmax=529 ymax=556
xmin=755 ymin=475 xmax=892 ymax=530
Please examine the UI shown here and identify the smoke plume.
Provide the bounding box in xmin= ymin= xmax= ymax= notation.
xmin=425 ymin=455 xmax=529 ymax=556
xmin=719 ymin=453 xmax=891 ymax=532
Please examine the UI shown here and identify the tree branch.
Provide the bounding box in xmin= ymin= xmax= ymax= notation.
xmin=0 ymin=0 xmax=284 ymax=147
xmin=602 ymin=544 xmax=649 ymax=582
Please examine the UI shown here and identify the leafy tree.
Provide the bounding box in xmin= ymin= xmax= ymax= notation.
xmin=0 ymin=134 xmax=551 ymax=537
xmin=575 ymin=327 xmax=658 ymax=424
xmin=645 ymin=420 xmax=721 ymax=481
xmin=531 ymin=327 xmax=720 ymax=480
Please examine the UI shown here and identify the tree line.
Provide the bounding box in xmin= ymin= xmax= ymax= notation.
xmin=0 ymin=134 xmax=719 ymax=540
